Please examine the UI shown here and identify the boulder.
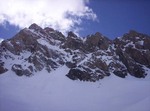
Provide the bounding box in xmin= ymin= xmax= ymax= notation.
xmin=66 ymin=62 xmax=77 ymax=68
xmin=12 ymin=64 xmax=32 ymax=76
xmin=0 ymin=63 xmax=8 ymax=74
xmin=66 ymin=69 xmax=92 ymax=81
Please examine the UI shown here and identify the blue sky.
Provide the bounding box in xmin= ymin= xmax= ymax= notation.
xmin=0 ymin=0 xmax=150 ymax=40
xmin=80 ymin=0 xmax=150 ymax=39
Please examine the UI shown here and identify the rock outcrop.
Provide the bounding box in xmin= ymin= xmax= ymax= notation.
xmin=0 ymin=61 xmax=8 ymax=74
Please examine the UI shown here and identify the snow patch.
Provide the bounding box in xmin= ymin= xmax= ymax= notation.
xmin=37 ymin=38 xmax=64 ymax=52
xmin=0 ymin=38 xmax=4 ymax=43
xmin=137 ymin=40 xmax=144 ymax=46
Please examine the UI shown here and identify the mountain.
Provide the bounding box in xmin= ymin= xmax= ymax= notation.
xmin=0 ymin=23 xmax=150 ymax=111
xmin=0 ymin=23 xmax=150 ymax=81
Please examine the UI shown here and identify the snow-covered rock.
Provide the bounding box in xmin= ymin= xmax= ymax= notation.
xmin=0 ymin=38 xmax=4 ymax=43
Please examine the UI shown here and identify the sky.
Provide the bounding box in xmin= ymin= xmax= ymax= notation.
xmin=0 ymin=0 xmax=150 ymax=40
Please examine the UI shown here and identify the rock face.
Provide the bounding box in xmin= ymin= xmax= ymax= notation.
xmin=0 ymin=24 xmax=150 ymax=81
xmin=85 ymin=32 xmax=111 ymax=51
xmin=114 ymin=30 xmax=150 ymax=78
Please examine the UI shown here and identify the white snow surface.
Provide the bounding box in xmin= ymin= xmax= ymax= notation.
xmin=137 ymin=40 xmax=144 ymax=46
xmin=0 ymin=66 xmax=150 ymax=111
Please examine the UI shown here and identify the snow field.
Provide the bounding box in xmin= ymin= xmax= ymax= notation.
xmin=0 ymin=65 xmax=150 ymax=111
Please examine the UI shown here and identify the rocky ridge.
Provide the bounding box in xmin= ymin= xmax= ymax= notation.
xmin=0 ymin=24 xmax=150 ymax=82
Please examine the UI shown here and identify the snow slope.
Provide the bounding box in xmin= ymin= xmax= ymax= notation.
xmin=0 ymin=66 xmax=150 ymax=111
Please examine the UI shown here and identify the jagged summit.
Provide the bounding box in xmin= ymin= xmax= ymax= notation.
xmin=29 ymin=23 xmax=42 ymax=30
xmin=67 ymin=31 xmax=78 ymax=38
xmin=0 ymin=24 xmax=150 ymax=81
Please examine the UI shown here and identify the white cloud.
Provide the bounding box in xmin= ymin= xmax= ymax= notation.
xmin=0 ymin=0 xmax=97 ymax=34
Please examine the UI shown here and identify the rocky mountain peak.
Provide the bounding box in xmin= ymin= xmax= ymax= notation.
xmin=28 ymin=23 xmax=49 ymax=37
xmin=84 ymin=32 xmax=111 ymax=51
xmin=94 ymin=32 xmax=102 ymax=37
xmin=128 ymin=30 xmax=139 ymax=35
xmin=29 ymin=23 xmax=43 ymax=31
xmin=114 ymin=30 xmax=150 ymax=78
xmin=67 ymin=31 xmax=78 ymax=38
xmin=0 ymin=25 xmax=150 ymax=82
xmin=122 ymin=30 xmax=147 ymax=41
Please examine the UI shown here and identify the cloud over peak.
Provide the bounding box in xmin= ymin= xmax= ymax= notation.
xmin=0 ymin=0 xmax=97 ymax=34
